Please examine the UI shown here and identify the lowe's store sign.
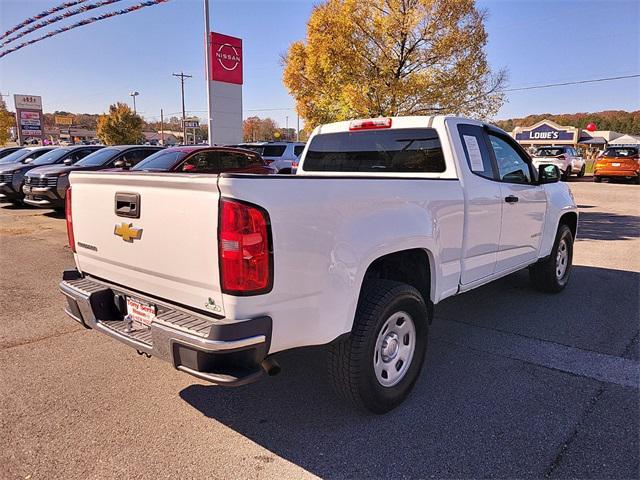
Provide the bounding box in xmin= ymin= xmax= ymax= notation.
xmin=513 ymin=120 xmax=578 ymax=145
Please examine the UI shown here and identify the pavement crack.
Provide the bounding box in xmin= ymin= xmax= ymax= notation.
xmin=543 ymin=384 xmax=606 ymax=478
xmin=1 ymin=328 xmax=84 ymax=352
xmin=620 ymin=330 xmax=639 ymax=358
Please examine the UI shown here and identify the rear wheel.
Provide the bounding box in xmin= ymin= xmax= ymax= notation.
xmin=593 ymin=176 xmax=602 ymax=183
xmin=530 ymin=224 xmax=574 ymax=293
xmin=328 ymin=280 xmax=428 ymax=414
xmin=577 ymin=164 xmax=586 ymax=177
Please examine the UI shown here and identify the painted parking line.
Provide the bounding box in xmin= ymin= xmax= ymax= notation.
xmin=431 ymin=319 xmax=640 ymax=389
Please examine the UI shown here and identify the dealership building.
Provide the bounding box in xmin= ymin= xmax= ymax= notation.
xmin=510 ymin=119 xmax=628 ymax=152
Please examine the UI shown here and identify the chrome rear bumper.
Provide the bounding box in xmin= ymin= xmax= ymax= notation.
xmin=60 ymin=269 xmax=272 ymax=386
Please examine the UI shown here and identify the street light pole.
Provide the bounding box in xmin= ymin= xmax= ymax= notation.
xmin=204 ymin=0 xmax=214 ymax=145
xmin=172 ymin=72 xmax=192 ymax=144
xmin=129 ymin=91 xmax=139 ymax=114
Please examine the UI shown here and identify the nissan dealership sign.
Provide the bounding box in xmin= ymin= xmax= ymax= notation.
xmin=208 ymin=32 xmax=243 ymax=144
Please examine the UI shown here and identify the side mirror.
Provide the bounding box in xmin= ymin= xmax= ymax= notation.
xmin=63 ymin=158 xmax=73 ymax=165
xmin=24 ymin=158 xmax=33 ymax=164
xmin=114 ymin=160 xmax=126 ymax=169
xmin=538 ymin=164 xmax=560 ymax=184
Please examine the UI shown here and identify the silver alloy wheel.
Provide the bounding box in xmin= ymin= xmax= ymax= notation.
xmin=373 ymin=311 xmax=416 ymax=387
xmin=556 ymin=238 xmax=569 ymax=279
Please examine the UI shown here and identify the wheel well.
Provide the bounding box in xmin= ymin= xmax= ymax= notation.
xmin=559 ymin=212 xmax=578 ymax=239
xmin=362 ymin=249 xmax=432 ymax=306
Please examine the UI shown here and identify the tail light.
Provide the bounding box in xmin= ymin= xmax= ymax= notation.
xmin=65 ymin=187 xmax=75 ymax=253
xmin=291 ymin=159 xmax=299 ymax=169
xmin=349 ymin=118 xmax=392 ymax=131
xmin=219 ymin=198 xmax=272 ymax=295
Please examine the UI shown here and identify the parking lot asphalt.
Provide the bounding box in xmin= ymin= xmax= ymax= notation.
xmin=1 ymin=179 xmax=638 ymax=480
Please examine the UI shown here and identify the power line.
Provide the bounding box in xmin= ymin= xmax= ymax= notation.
xmin=505 ymin=74 xmax=640 ymax=92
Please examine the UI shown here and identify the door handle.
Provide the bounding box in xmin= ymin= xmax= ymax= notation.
xmin=505 ymin=195 xmax=519 ymax=203
xmin=115 ymin=192 xmax=140 ymax=218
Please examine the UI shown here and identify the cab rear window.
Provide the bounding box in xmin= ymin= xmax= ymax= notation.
xmin=303 ymin=128 xmax=445 ymax=173
xmin=261 ymin=145 xmax=287 ymax=157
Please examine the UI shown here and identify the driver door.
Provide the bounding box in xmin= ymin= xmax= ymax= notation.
xmin=487 ymin=132 xmax=547 ymax=272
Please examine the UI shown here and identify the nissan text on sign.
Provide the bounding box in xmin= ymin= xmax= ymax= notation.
xmin=208 ymin=32 xmax=243 ymax=145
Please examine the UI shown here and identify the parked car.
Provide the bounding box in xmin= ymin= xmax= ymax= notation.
xmin=60 ymin=116 xmax=577 ymax=413
xmin=131 ymin=146 xmax=277 ymax=174
xmin=22 ymin=145 xmax=162 ymax=210
xmin=531 ymin=146 xmax=585 ymax=180
xmin=0 ymin=146 xmax=24 ymax=160
xmin=234 ymin=141 xmax=305 ymax=173
xmin=22 ymin=145 xmax=104 ymax=209
xmin=0 ymin=146 xmax=58 ymax=204
xmin=593 ymin=146 xmax=639 ymax=184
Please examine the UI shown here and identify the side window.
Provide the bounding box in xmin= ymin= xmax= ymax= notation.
xmin=28 ymin=150 xmax=50 ymax=161
xmin=70 ymin=149 xmax=93 ymax=162
xmin=294 ymin=145 xmax=305 ymax=157
xmin=122 ymin=149 xmax=155 ymax=166
xmin=181 ymin=151 xmax=218 ymax=172
xmin=488 ymin=134 xmax=532 ymax=184
xmin=457 ymin=124 xmax=495 ymax=179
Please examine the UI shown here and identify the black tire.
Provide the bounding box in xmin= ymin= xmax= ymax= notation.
xmin=328 ymin=279 xmax=429 ymax=414
xmin=529 ymin=224 xmax=574 ymax=293
xmin=634 ymin=174 xmax=640 ymax=185
xmin=593 ymin=176 xmax=602 ymax=183
xmin=561 ymin=168 xmax=571 ymax=181
xmin=577 ymin=164 xmax=586 ymax=178
xmin=277 ymin=168 xmax=292 ymax=175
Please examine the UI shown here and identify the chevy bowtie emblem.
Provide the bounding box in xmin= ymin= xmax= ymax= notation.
xmin=114 ymin=222 xmax=143 ymax=242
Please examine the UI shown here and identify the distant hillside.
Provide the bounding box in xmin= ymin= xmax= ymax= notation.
xmin=494 ymin=110 xmax=640 ymax=135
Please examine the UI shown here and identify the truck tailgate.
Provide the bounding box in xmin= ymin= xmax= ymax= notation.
xmin=69 ymin=171 xmax=224 ymax=315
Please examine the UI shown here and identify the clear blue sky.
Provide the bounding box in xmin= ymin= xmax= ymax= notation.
xmin=0 ymin=0 xmax=638 ymax=128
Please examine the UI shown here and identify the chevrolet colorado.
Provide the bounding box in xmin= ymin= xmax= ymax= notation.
xmin=60 ymin=116 xmax=577 ymax=413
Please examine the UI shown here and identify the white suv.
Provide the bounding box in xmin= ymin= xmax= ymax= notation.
xmin=531 ymin=146 xmax=585 ymax=180
xmin=237 ymin=142 xmax=305 ymax=173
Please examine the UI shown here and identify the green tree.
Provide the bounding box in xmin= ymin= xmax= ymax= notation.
xmin=0 ymin=96 xmax=15 ymax=146
xmin=96 ymin=103 xmax=144 ymax=145
xmin=283 ymin=0 xmax=506 ymax=129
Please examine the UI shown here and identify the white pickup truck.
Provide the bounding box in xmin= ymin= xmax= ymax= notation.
xmin=60 ymin=116 xmax=577 ymax=413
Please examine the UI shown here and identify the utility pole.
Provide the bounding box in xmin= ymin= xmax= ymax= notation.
xmin=172 ymin=72 xmax=192 ymax=144
xmin=160 ymin=108 xmax=164 ymax=146
xmin=285 ymin=115 xmax=289 ymax=141
xmin=296 ymin=113 xmax=300 ymax=142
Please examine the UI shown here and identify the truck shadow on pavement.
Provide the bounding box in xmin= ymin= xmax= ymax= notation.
xmin=180 ymin=266 xmax=639 ymax=479
xmin=577 ymin=211 xmax=639 ymax=241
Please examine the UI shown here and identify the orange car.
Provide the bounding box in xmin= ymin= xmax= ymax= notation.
xmin=593 ymin=146 xmax=639 ymax=184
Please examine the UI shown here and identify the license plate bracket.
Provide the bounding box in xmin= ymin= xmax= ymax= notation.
xmin=125 ymin=297 xmax=156 ymax=327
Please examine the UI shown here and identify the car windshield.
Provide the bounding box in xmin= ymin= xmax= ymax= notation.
xmin=29 ymin=148 xmax=71 ymax=166
xmin=602 ymin=147 xmax=638 ymax=157
xmin=303 ymin=128 xmax=446 ymax=173
xmin=132 ymin=150 xmax=189 ymax=171
xmin=536 ymin=148 xmax=564 ymax=157
xmin=76 ymin=148 xmax=120 ymax=167
xmin=0 ymin=148 xmax=32 ymax=164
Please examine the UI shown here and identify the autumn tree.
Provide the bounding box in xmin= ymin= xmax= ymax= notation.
xmin=96 ymin=103 xmax=144 ymax=145
xmin=283 ymin=0 xmax=506 ymax=129
xmin=0 ymin=96 xmax=15 ymax=146
xmin=243 ymin=116 xmax=279 ymax=141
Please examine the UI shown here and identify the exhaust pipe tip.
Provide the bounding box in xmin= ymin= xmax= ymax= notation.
xmin=261 ymin=357 xmax=281 ymax=376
